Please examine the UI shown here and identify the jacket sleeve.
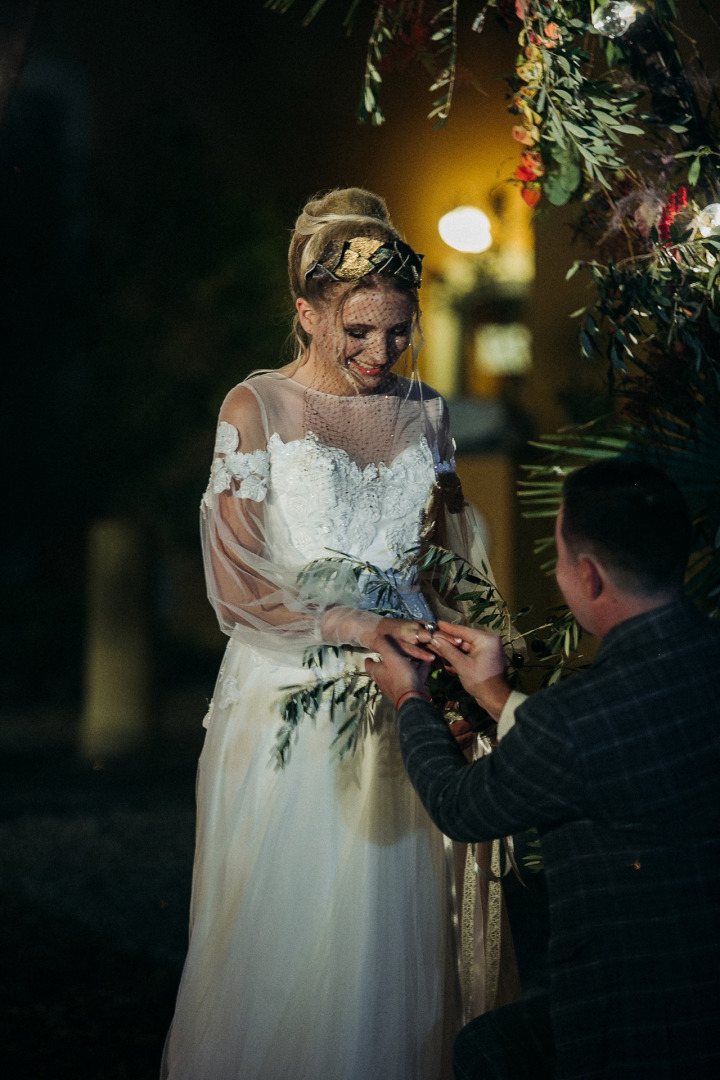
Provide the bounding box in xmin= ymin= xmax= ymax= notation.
xmin=398 ymin=693 xmax=584 ymax=841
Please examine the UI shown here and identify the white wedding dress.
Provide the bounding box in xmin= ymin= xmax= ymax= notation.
xmin=162 ymin=372 xmax=494 ymax=1080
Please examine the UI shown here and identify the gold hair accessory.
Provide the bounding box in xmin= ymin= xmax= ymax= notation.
xmin=306 ymin=237 xmax=423 ymax=287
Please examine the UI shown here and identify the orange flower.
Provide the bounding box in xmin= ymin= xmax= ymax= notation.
xmin=521 ymin=150 xmax=545 ymax=177
xmin=521 ymin=184 xmax=542 ymax=207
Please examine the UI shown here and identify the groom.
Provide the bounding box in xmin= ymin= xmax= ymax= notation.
xmin=366 ymin=460 xmax=720 ymax=1079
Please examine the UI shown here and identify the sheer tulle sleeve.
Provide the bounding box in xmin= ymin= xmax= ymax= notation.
xmin=425 ymin=402 xmax=519 ymax=649
xmin=200 ymin=384 xmax=382 ymax=658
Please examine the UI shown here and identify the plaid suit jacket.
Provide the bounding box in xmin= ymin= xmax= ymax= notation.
xmin=399 ymin=600 xmax=720 ymax=1079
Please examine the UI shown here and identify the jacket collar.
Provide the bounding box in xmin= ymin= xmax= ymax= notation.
xmin=594 ymin=597 xmax=698 ymax=665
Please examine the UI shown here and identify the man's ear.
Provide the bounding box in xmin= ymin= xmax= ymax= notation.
xmin=296 ymin=297 xmax=316 ymax=336
xmin=581 ymin=556 xmax=604 ymax=601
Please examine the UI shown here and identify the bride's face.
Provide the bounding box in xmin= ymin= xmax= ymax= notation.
xmin=340 ymin=286 xmax=415 ymax=392
xmin=299 ymin=283 xmax=415 ymax=394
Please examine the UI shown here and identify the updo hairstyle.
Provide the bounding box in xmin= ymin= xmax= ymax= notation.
xmin=288 ymin=187 xmax=418 ymax=359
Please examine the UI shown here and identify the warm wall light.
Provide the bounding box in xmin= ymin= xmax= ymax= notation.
xmin=591 ymin=3 xmax=637 ymax=38
xmin=438 ymin=205 xmax=492 ymax=253
xmin=696 ymin=202 xmax=720 ymax=237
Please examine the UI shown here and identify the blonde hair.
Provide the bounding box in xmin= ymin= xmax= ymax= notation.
xmin=288 ymin=188 xmax=417 ymax=359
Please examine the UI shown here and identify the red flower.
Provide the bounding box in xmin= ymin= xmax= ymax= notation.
xmin=658 ymin=186 xmax=689 ymax=242
xmin=521 ymin=184 xmax=542 ymax=207
xmin=376 ymin=15 xmax=430 ymax=72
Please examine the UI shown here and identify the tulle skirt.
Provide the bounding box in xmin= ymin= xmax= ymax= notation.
xmin=161 ymin=638 xmax=460 ymax=1079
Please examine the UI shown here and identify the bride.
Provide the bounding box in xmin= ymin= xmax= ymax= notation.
xmin=162 ymin=188 xmax=504 ymax=1080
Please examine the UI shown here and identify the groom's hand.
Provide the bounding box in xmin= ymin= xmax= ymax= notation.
xmin=429 ymin=621 xmax=512 ymax=722
xmin=365 ymin=639 xmax=429 ymax=709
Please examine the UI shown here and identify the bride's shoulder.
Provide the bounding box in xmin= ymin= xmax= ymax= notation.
xmin=397 ymin=377 xmax=446 ymax=410
xmin=219 ymin=370 xmax=299 ymax=438
xmin=218 ymin=377 xmax=269 ymax=429
xmin=223 ymin=370 xmax=285 ymax=406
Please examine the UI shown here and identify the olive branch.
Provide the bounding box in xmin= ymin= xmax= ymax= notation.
xmin=273 ymin=542 xmax=583 ymax=768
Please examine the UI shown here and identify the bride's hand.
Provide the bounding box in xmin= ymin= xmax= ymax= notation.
xmin=320 ymin=607 xmax=436 ymax=659
xmin=364 ymin=618 xmax=435 ymax=662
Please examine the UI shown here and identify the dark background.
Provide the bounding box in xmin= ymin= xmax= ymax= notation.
xmin=1 ymin=0 xmax=401 ymax=713
xmin=0 ymin=4 xmax=548 ymax=1076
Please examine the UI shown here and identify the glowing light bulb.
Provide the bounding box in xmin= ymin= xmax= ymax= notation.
xmin=438 ymin=206 xmax=492 ymax=253
xmin=591 ymin=3 xmax=637 ymax=38
xmin=696 ymin=203 xmax=720 ymax=237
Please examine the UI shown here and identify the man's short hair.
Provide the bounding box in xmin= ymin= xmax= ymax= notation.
xmin=561 ymin=459 xmax=692 ymax=595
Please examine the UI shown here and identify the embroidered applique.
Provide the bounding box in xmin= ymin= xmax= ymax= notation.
xmin=207 ymin=422 xmax=271 ymax=503
xmin=214 ymin=420 xmax=240 ymax=455
xmin=218 ymin=675 xmax=242 ymax=711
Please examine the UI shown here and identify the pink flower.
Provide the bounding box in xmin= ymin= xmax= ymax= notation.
xmin=512 ymin=124 xmax=539 ymax=145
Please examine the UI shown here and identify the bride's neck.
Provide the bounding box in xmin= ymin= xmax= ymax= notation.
xmin=284 ymin=347 xmax=372 ymax=397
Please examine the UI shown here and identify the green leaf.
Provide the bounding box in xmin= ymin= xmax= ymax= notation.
xmin=544 ymin=162 xmax=581 ymax=205
xmin=614 ymin=124 xmax=644 ymax=135
xmin=688 ymin=157 xmax=701 ymax=187
xmin=564 ymin=121 xmax=591 ymax=139
xmin=548 ymin=112 xmax=567 ymax=147
xmin=580 ymin=329 xmax=595 ymax=358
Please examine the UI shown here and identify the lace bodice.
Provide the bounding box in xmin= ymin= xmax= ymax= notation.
xmin=205 ymin=421 xmax=441 ymax=564
xmin=265 ymin=431 xmax=437 ymax=567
